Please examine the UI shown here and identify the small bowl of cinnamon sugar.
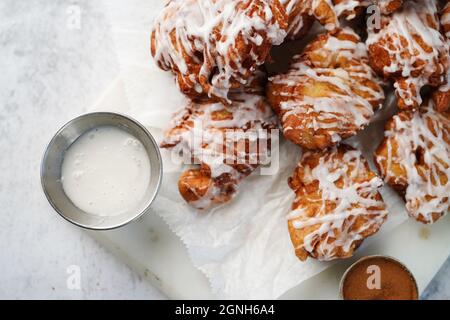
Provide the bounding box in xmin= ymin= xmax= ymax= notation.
xmin=340 ymin=255 xmax=419 ymax=300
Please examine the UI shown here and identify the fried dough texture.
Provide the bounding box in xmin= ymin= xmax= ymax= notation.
xmin=367 ymin=0 xmax=449 ymax=110
xmin=375 ymin=101 xmax=450 ymax=223
xmin=288 ymin=145 xmax=387 ymax=261
xmin=151 ymin=0 xmax=288 ymax=104
xmin=432 ymin=2 xmax=450 ymax=113
xmin=267 ymin=28 xmax=385 ymax=150
xmin=161 ymin=78 xmax=277 ymax=209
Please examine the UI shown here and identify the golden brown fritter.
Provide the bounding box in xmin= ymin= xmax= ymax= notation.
xmin=281 ymin=0 xmax=314 ymax=40
xmin=282 ymin=0 xmax=374 ymax=34
xmin=367 ymin=0 xmax=449 ymax=110
xmin=432 ymin=2 xmax=450 ymax=113
xmin=151 ymin=0 xmax=288 ymax=104
xmin=375 ymin=0 xmax=405 ymax=14
xmin=288 ymin=145 xmax=387 ymax=261
xmin=374 ymin=101 xmax=450 ymax=224
xmin=267 ymin=28 xmax=384 ymax=150
xmin=161 ymin=86 xmax=277 ymax=209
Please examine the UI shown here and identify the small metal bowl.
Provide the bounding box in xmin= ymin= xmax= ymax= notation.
xmin=41 ymin=112 xmax=162 ymax=230
xmin=339 ymin=255 xmax=418 ymax=300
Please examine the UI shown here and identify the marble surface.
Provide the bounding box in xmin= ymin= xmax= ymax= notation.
xmin=0 ymin=0 xmax=448 ymax=300
xmin=0 ymin=0 xmax=164 ymax=299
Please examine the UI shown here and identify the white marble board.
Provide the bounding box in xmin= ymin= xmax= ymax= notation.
xmin=87 ymin=75 xmax=450 ymax=299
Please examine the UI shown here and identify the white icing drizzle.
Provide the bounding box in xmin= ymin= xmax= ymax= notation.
xmin=375 ymin=102 xmax=450 ymax=223
xmin=375 ymin=0 xmax=404 ymax=15
xmin=367 ymin=0 xmax=449 ymax=108
xmin=443 ymin=4 xmax=450 ymax=38
xmin=334 ymin=0 xmax=370 ymax=20
xmin=161 ymin=91 xmax=277 ymax=209
xmin=268 ymin=28 xmax=384 ymax=148
xmin=280 ymin=0 xmax=311 ymax=39
xmin=438 ymin=2 xmax=450 ymax=93
xmin=280 ymin=0 xmax=369 ymax=34
xmin=151 ymin=0 xmax=287 ymax=103
xmin=288 ymin=146 xmax=387 ymax=261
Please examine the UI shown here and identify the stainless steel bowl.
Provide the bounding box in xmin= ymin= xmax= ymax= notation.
xmin=41 ymin=112 xmax=162 ymax=230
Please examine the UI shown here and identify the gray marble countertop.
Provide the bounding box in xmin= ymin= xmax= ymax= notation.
xmin=0 ymin=0 xmax=448 ymax=299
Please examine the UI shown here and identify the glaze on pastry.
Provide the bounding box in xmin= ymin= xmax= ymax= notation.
xmin=282 ymin=0 xmax=374 ymax=34
xmin=375 ymin=0 xmax=405 ymax=15
xmin=161 ymin=79 xmax=276 ymax=209
xmin=281 ymin=0 xmax=314 ymax=40
xmin=267 ymin=28 xmax=385 ymax=150
xmin=432 ymin=2 xmax=450 ymax=113
xmin=367 ymin=0 xmax=449 ymax=110
xmin=151 ymin=0 xmax=288 ymax=104
xmin=374 ymin=100 xmax=450 ymax=224
xmin=288 ymin=145 xmax=387 ymax=261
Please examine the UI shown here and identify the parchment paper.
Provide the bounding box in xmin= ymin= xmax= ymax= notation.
xmin=98 ymin=0 xmax=409 ymax=299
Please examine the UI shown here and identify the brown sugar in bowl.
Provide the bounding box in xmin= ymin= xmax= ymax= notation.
xmin=340 ymin=255 xmax=419 ymax=300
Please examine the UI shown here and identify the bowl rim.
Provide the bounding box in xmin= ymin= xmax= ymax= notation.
xmin=40 ymin=111 xmax=163 ymax=230
xmin=338 ymin=254 xmax=419 ymax=300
